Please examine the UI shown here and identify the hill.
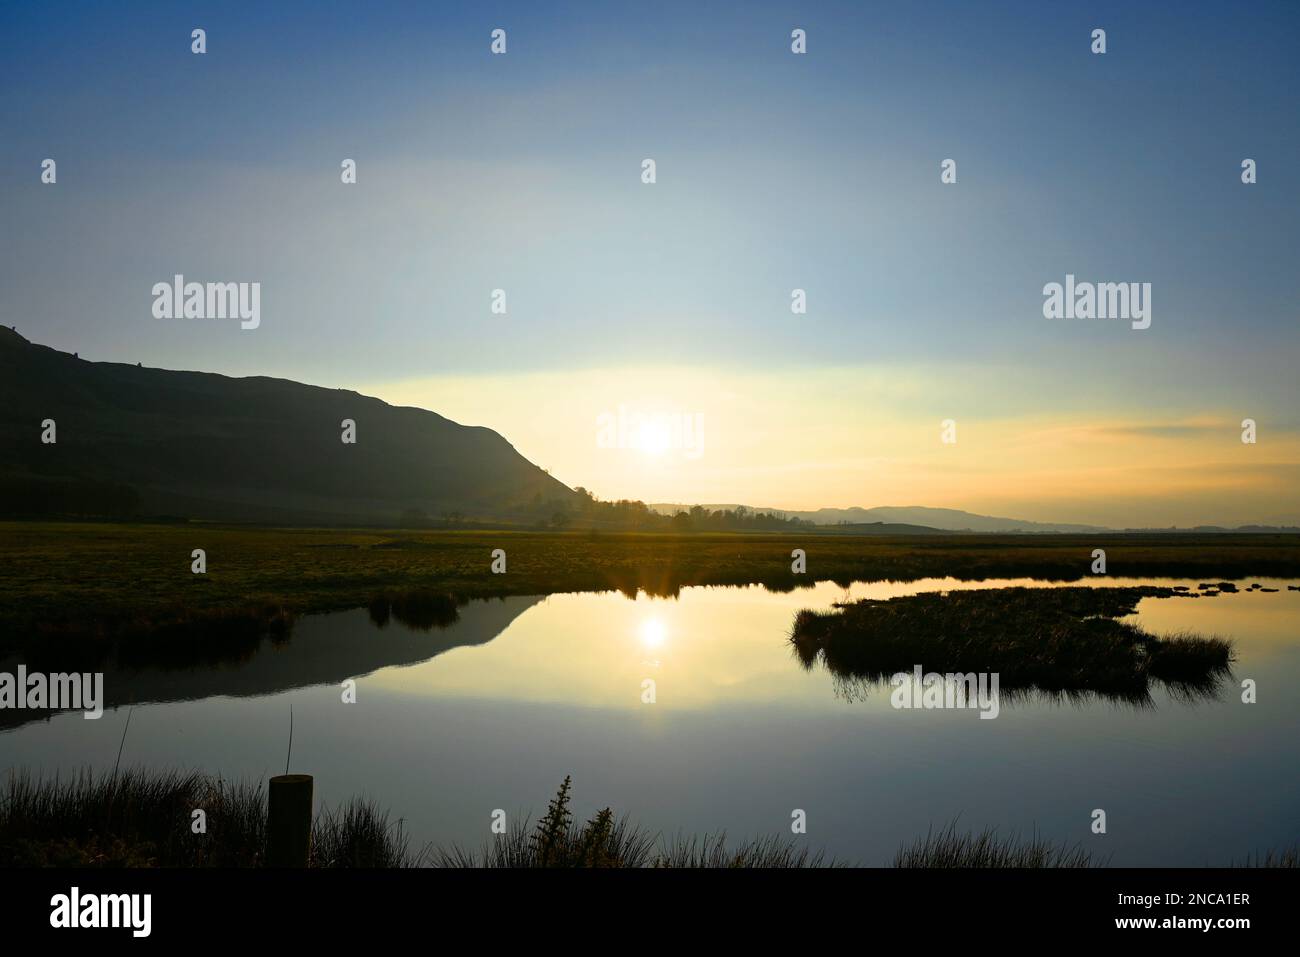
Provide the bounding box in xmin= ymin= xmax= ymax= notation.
xmin=0 ymin=328 xmax=576 ymax=525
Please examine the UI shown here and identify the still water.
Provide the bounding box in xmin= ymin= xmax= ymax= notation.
xmin=3 ymin=578 xmax=1298 ymax=865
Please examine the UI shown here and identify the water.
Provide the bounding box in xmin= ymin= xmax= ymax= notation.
xmin=3 ymin=578 xmax=1298 ymax=865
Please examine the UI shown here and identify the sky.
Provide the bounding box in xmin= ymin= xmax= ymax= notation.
xmin=2 ymin=1 xmax=1297 ymax=526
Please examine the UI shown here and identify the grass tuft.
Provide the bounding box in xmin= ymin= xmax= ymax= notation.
xmin=1235 ymin=844 xmax=1299 ymax=868
xmin=0 ymin=768 xmax=414 ymax=868
xmin=893 ymin=822 xmax=1104 ymax=868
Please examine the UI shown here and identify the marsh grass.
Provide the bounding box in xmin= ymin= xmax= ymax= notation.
xmin=432 ymin=809 xmax=660 ymax=868
xmin=3 ymin=771 xmax=1284 ymax=868
xmin=430 ymin=777 xmax=828 ymax=868
xmin=4 ymin=521 xmax=1297 ymax=661
xmin=0 ymin=768 xmax=415 ymax=868
xmin=431 ymin=774 xmax=658 ymax=868
xmin=5 ymin=770 xmax=817 ymax=869
xmin=1145 ymin=630 xmax=1234 ymax=683
xmin=1236 ymin=844 xmax=1299 ymax=868
xmin=0 ymin=768 xmax=264 ymax=867
xmin=791 ymin=587 xmax=1234 ymax=703
xmin=655 ymin=833 xmax=832 ymax=868
xmin=312 ymin=797 xmax=423 ymax=868
xmin=893 ymin=822 xmax=1104 ymax=868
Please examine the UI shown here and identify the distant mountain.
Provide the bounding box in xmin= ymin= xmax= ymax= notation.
xmin=809 ymin=521 xmax=949 ymax=535
xmin=0 ymin=328 xmax=576 ymax=524
xmin=650 ymin=503 xmax=1107 ymax=533
xmin=805 ymin=506 xmax=1109 ymax=534
xmin=650 ymin=503 xmax=1299 ymax=534
xmin=1120 ymin=524 xmax=1300 ymax=534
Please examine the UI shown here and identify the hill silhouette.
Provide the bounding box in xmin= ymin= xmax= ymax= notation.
xmin=0 ymin=328 xmax=576 ymax=524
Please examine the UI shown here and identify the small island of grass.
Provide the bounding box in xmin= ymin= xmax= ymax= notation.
xmin=791 ymin=586 xmax=1234 ymax=705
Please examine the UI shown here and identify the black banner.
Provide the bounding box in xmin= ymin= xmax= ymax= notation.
xmin=0 ymin=867 xmax=1285 ymax=943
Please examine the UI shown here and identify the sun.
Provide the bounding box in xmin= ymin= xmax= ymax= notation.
xmin=635 ymin=420 xmax=672 ymax=458
xmin=639 ymin=617 xmax=667 ymax=649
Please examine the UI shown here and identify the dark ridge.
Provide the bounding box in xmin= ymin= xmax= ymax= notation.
xmin=0 ymin=333 xmax=576 ymax=525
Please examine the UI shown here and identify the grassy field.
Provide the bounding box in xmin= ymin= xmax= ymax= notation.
xmin=2 ymin=520 xmax=1299 ymax=658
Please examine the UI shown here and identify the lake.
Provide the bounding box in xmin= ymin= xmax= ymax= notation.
xmin=3 ymin=577 xmax=1298 ymax=866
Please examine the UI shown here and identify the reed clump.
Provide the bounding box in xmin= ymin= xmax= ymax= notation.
xmin=0 ymin=768 xmax=414 ymax=868
xmin=893 ymin=822 xmax=1104 ymax=868
xmin=791 ymin=586 xmax=1233 ymax=703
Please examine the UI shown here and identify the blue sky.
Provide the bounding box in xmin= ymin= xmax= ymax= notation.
xmin=2 ymin=1 xmax=1297 ymax=521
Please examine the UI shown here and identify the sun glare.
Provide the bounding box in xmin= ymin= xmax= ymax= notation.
xmin=635 ymin=420 xmax=672 ymax=458
xmin=639 ymin=617 xmax=667 ymax=649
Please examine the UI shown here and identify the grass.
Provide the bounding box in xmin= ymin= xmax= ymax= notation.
xmin=1236 ymin=844 xmax=1300 ymax=868
xmin=1 ymin=770 xmax=824 ymax=869
xmin=312 ymin=797 xmax=419 ymax=868
xmin=431 ymin=776 xmax=832 ymax=868
xmin=791 ymin=586 xmax=1235 ymax=703
xmin=0 ymin=768 xmax=261 ymax=867
xmin=0 ymin=768 xmax=415 ymax=868
xmin=894 ymin=822 xmax=1103 ymax=868
xmin=431 ymin=775 xmax=659 ymax=868
xmin=2 ymin=520 xmax=1298 ymax=662
xmin=4 ymin=770 xmax=1289 ymax=868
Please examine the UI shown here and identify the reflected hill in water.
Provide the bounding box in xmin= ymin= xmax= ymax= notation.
xmin=0 ymin=595 xmax=543 ymax=731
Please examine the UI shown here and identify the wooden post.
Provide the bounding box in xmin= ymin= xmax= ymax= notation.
xmin=267 ymin=774 xmax=313 ymax=867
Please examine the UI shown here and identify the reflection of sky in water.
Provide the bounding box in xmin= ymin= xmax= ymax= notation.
xmin=3 ymin=579 xmax=1298 ymax=866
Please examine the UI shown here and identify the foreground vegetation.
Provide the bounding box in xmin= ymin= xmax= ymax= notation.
xmin=8 ymin=770 xmax=1288 ymax=868
xmin=0 ymin=768 xmax=411 ymax=868
xmin=0 ymin=770 xmax=1125 ymax=869
xmin=430 ymin=776 xmax=833 ymax=868
xmin=0 ymin=771 xmax=828 ymax=868
xmin=3 ymin=521 xmax=1298 ymax=664
xmin=1237 ymin=845 xmax=1300 ymax=868
xmin=791 ymin=586 xmax=1235 ymax=703
xmin=894 ymin=822 xmax=1102 ymax=868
